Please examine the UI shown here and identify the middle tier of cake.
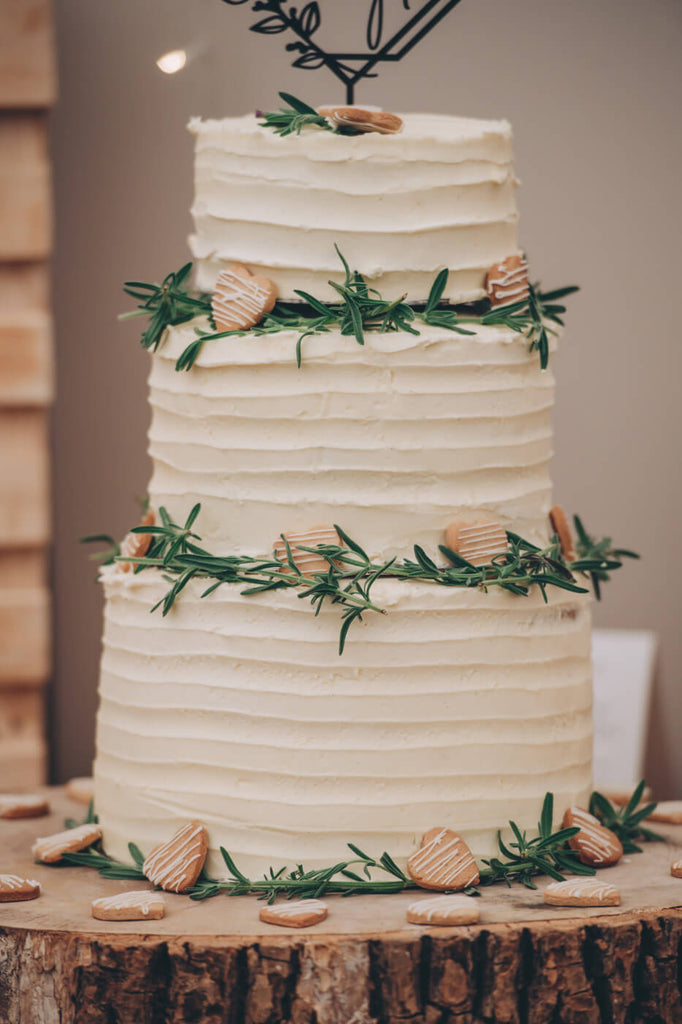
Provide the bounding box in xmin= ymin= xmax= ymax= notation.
xmin=148 ymin=321 xmax=557 ymax=559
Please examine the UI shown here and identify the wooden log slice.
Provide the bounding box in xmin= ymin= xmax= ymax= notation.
xmin=1 ymin=788 xmax=682 ymax=1023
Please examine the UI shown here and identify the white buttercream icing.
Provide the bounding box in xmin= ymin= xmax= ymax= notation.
xmin=94 ymin=573 xmax=592 ymax=877
xmin=148 ymin=320 xmax=557 ymax=558
xmin=93 ymin=109 xmax=593 ymax=878
xmin=189 ymin=113 xmax=519 ymax=302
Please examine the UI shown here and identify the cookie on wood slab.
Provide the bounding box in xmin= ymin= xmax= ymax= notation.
xmin=406 ymin=894 xmax=480 ymax=926
xmin=671 ymin=859 xmax=682 ymax=878
xmin=259 ymin=899 xmax=328 ymax=929
xmin=212 ymin=264 xmax=277 ymax=333
xmin=562 ymin=807 xmax=623 ymax=867
xmin=407 ymin=827 xmax=479 ymax=891
xmin=32 ymin=822 xmax=102 ymax=863
xmin=445 ymin=520 xmax=508 ymax=567
xmin=549 ymin=505 xmax=576 ymax=562
xmin=0 ymin=874 xmax=41 ymax=903
xmin=328 ymin=107 xmax=403 ymax=135
xmin=485 ymin=255 xmax=529 ymax=307
xmin=91 ymin=890 xmax=166 ymax=922
xmin=143 ymin=822 xmax=208 ymax=893
xmin=647 ymin=801 xmax=682 ymax=824
xmin=0 ymin=793 xmax=49 ymax=819
xmin=65 ymin=777 xmax=95 ymax=806
xmin=544 ymin=878 xmax=620 ymax=907
xmin=273 ymin=526 xmax=340 ymax=575
xmin=602 ymin=787 xmax=653 ymax=807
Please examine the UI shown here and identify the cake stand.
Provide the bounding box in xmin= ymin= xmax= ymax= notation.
xmin=1 ymin=789 xmax=681 ymax=1023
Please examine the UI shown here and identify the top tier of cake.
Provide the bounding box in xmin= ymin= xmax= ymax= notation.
xmin=189 ymin=112 xmax=520 ymax=303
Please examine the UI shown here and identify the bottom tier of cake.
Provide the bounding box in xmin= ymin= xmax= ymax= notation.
xmin=94 ymin=570 xmax=593 ymax=877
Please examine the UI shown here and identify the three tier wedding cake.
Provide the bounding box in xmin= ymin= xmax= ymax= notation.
xmin=93 ymin=104 xmax=596 ymax=878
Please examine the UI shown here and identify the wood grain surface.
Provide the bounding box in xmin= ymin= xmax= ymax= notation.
xmin=1 ymin=788 xmax=682 ymax=1022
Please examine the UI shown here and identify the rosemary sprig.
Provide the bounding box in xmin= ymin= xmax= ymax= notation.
xmin=188 ymin=845 xmax=417 ymax=903
xmin=122 ymin=250 xmax=578 ymax=373
xmin=477 ymin=793 xmax=595 ymax=890
xmin=78 ymin=533 xmax=120 ymax=566
xmin=61 ymin=842 xmax=147 ymax=880
xmin=589 ymin=781 xmax=664 ymax=853
xmin=120 ymin=262 xmax=213 ymax=352
xmin=64 ymin=799 xmax=99 ymax=831
xmin=258 ymin=91 xmax=335 ymax=137
xmin=83 ymin=504 xmax=635 ymax=655
xmin=572 ymin=514 xmax=640 ymax=600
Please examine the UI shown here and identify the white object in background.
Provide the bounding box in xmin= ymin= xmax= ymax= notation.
xmin=592 ymin=628 xmax=658 ymax=791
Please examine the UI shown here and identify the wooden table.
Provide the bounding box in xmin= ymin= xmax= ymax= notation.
xmin=2 ymin=788 xmax=682 ymax=1023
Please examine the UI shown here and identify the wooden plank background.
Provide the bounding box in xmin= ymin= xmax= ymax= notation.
xmin=0 ymin=0 xmax=56 ymax=788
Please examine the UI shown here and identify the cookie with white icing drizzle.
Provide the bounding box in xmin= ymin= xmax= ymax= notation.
xmin=549 ymin=505 xmax=576 ymax=562
xmin=92 ymin=890 xmax=166 ymax=921
xmin=259 ymin=899 xmax=328 ymax=929
xmin=563 ymin=806 xmax=623 ymax=867
xmin=119 ymin=510 xmax=155 ymax=572
xmin=407 ymin=827 xmax=479 ymax=891
xmin=143 ymin=822 xmax=208 ymax=893
xmin=273 ymin=525 xmax=340 ymax=575
xmin=212 ymin=264 xmax=277 ymax=332
xmin=328 ymin=107 xmax=403 ymax=135
xmin=0 ymin=874 xmax=41 ymax=903
xmin=32 ymin=822 xmax=102 ymax=863
xmin=65 ymin=776 xmax=95 ymax=806
xmin=445 ymin=520 xmax=508 ymax=567
xmin=544 ymin=878 xmax=620 ymax=907
xmin=647 ymin=801 xmax=682 ymax=824
xmin=406 ymin=894 xmax=480 ymax=926
xmin=485 ymin=254 xmax=529 ymax=307
xmin=0 ymin=793 xmax=50 ymax=819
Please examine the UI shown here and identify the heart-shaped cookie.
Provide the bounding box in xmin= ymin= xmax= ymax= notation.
xmin=485 ymin=255 xmax=529 ymax=308
xmin=549 ymin=505 xmax=576 ymax=562
xmin=406 ymin=894 xmax=480 ymax=926
xmin=407 ymin=827 xmax=479 ymax=891
xmin=273 ymin=525 xmax=340 ymax=575
xmin=65 ymin=776 xmax=95 ymax=806
xmin=0 ymin=793 xmax=49 ymax=819
xmin=259 ymin=898 xmax=328 ymax=929
xmin=92 ymin=890 xmax=166 ymax=921
xmin=143 ymin=822 xmax=208 ymax=893
xmin=212 ymin=264 xmax=277 ymax=332
xmin=544 ymin=878 xmax=620 ymax=907
xmin=120 ymin=510 xmax=155 ymax=573
xmin=562 ymin=806 xmax=623 ymax=867
xmin=32 ymin=822 xmax=102 ymax=863
xmin=0 ymin=875 xmax=41 ymax=903
xmin=647 ymin=801 xmax=682 ymax=824
xmin=445 ymin=520 xmax=509 ymax=567
xmin=328 ymin=107 xmax=403 ymax=135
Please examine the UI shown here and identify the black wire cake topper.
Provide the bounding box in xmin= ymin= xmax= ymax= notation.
xmin=222 ymin=0 xmax=464 ymax=104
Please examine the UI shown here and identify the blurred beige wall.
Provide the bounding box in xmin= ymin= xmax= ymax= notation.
xmin=50 ymin=0 xmax=682 ymax=790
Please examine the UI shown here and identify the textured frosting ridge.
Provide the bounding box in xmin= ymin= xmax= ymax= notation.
xmin=148 ymin=321 xmax=557 ymax=558
xmin=94 ymin=572 xmax=593 ymax=876
xmin=189 ymin=113 xmax=519 ymax=303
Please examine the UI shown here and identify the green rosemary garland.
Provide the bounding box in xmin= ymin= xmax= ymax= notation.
xmin=56 ymin=784 xmax=661 ymax=902
xmin=121 ymin=247 xmax=578 ymax=373
xmin=83 ymin=505 xmax=636 ymax=655
xmin=589 ymin=780 xmax=665 ymax=853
